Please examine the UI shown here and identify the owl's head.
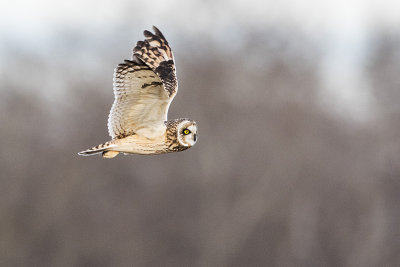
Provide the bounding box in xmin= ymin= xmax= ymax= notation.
xmin=162 ymin=119 xmax=197 ymax=151
xmin=166 ymin=118 xmax=198 ymax=151
xmin=176 ymin=119 xmax=197 ymax=147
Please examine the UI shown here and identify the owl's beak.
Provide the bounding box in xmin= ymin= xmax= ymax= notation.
xmin=193 ymin=134 xmax=197 ymax=142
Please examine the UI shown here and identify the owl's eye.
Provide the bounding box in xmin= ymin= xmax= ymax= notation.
xmin=183 ymin=129 xmax=191 ymax=135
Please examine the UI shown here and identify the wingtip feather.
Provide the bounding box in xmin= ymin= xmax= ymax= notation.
xmin=143 ymin=30 xmax=153 ymax=38
xmin=152 ymin=26 xmax=166 ymax=39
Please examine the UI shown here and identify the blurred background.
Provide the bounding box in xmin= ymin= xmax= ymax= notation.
xmin=1 ymin=0 xmax=400 ymax=266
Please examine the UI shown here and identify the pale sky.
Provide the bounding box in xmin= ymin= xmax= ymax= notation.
xmin=1 ymin=0 xmax=399 ymax=36
xmin=1 ymin=0 xmax=399 ymax=121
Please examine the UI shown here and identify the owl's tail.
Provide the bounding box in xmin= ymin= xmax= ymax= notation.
xmin=78 ymin=141 xmax=119 ymax=158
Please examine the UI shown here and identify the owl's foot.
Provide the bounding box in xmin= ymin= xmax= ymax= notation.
xmin=102 ymin=151 xmax=119 ymax=158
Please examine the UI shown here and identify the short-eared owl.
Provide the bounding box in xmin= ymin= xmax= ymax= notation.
xmin=78 ymin=26 xmax=197 ymax=158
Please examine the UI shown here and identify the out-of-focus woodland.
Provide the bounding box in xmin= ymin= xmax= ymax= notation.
xmin=0 ymin=23 xmax=399 ymax=266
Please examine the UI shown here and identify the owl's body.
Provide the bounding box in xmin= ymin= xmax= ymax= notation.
xmin=81 ymin=119 xmax=196 ymax=157
xmin=78 ymin=27 xmax=197 ymax=158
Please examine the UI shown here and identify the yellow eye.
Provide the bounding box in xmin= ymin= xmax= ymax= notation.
xmin=183 ymin=129 xmax=191 ymax=135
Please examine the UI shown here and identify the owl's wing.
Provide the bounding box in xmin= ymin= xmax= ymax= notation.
xmin=107 ymin=26 xmax=178 ymax=139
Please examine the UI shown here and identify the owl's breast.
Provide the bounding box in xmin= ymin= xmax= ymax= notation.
xmin=135 ymin=123 xmax=166 ymax=139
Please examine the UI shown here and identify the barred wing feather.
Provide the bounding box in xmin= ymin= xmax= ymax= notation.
xmin=107 ymin=27 xmax=178 ymax=139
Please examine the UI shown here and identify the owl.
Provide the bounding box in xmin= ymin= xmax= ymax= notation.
xmin=78 ymin=26 xmax=197 ymax=158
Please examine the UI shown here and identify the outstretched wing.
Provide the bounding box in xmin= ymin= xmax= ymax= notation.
xmin=107 ymin=26 xmax=178 ymax=139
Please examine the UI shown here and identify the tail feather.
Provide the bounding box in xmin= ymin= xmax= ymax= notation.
xmin=78 ymin=141 xmax=116 ymax=157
